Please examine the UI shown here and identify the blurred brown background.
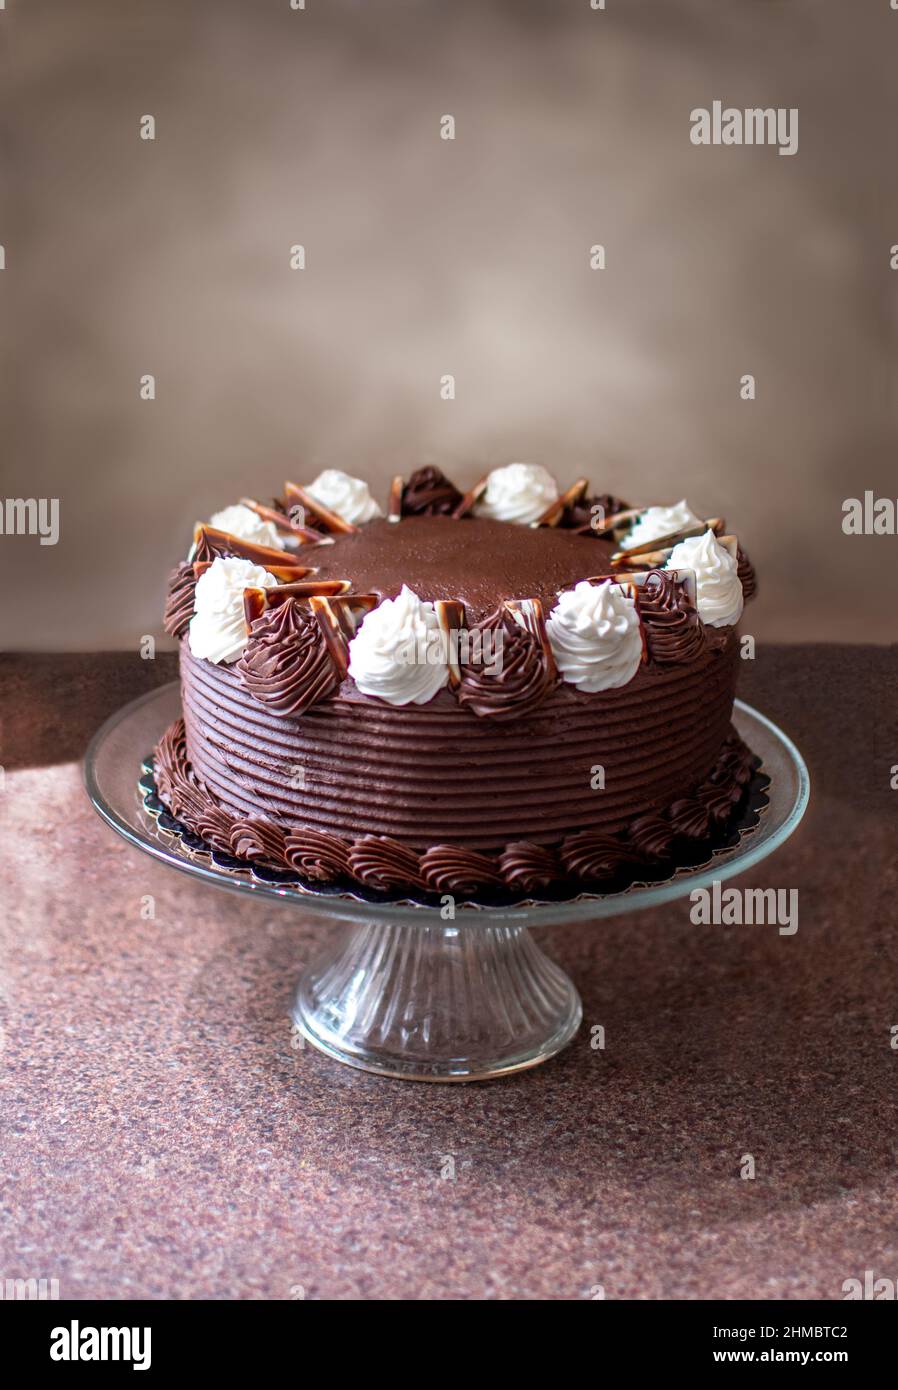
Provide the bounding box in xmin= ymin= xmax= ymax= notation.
xmin=2 ymin=0 xmax=896 ymax=648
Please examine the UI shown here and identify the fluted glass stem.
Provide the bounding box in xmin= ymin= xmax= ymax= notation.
xmin=292 ymin=918 xmax=582 ymax=1081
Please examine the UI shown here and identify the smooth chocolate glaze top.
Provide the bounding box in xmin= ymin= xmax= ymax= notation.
xmin=309 ymin=516 xmax=614 ymax=621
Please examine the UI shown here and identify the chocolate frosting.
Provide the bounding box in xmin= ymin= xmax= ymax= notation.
xmin=419 ymin=846 xmax=505 ymax=895
xmin=716 ymin=736 xmax=755 ymax=789
xmin=499 ymin=841 xmax=560 ymax=894
xmin=157 ymin=494 xmax=758 ymax=898
xmin=284 ymin=828 xmax=351 ymax=881
xmin=152 ymin=716 xmax=757 ymax=900
xmin=560 ymin=831 xmax=639 ymax=885
xmin=194 ymin=802 xmax=238 ymax=854
xmin=229 ymin=818 xmax=287 ymax=866
xmin=401 ymin=466 xmax=463 ymax=517
xmin=668 ymin=797 xmax=712 ymax=840
xmin=348 ymin=835 xmax=426 ymax=892
xmin=737 ymin=545 xmax=757 ymax=602
xmin=163 ymin=562 xmax=196 ymax=640
xmin=627 ymin=813 xmax=676 ymax=864
xmin=637 ymin=570 xmax=704 ymax=664
xmin=309 ymin=516 xmax=614 ymax=623
xmin=180 ymin=631 xmax=739 ymax=851
xmin=456 ymin=607 xmax=556 ymax=721
xmin=236 ymin=599 xmax=340 ymax=716
xmin=696 ymin=778 xmax=741 ymax=824
xmin=153 ymin=718 xmax=205 ymax=822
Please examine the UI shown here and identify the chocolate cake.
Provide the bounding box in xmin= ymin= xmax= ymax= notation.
xmin=155 ymin=466 xmax=758 ymax=900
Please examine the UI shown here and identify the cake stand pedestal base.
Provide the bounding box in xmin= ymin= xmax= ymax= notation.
xmin=291 ymin=918 xmax=583 ymax=1082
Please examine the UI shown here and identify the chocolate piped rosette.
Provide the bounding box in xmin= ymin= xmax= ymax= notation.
xmin=153 ymin=466 xmax=760 ymax=902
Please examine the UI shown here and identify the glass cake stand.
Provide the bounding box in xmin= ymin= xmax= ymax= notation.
xmin=84 ymin=683 xmax=809 ymax=1082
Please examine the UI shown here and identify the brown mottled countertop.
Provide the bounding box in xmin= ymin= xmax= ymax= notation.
xmin=0 ymin=648 xmax=896 ymax=1301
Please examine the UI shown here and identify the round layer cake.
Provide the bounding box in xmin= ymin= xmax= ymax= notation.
xmin=155 ymin=466 xmax=757 ymax=899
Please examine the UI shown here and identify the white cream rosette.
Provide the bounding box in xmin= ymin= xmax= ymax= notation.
xmin=546 ymin=580 xmax=642 ymax=693
xmin=305 ymin=470 xmax=383 ymax=525
xmin=666 ymin=529 xmax=743 ymax=627
xmin=189 ymin=556 xmax=278 ymax=664
xmin=474 ymin=463 xmax=559 ymax=525
xmin=348 ymin=585 xmax=449 ymax=706
xmin=620 ymin=498 xmax=701 ymax=551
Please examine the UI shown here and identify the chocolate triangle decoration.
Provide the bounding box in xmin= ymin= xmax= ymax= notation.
xmin=534 ymin=478 xmax=589 ymax=528
xmin=388 ymin=475 xmax=404 ymax=523
xmin=611 ymin=516 xmax=724 ymax=565
xmin=308 ymin=596 xmax=353 ymax=678
xmin=435 ymin=599 xmax=467 ymax=687
xmin=239 ymin=497 xmax=323 ymax=546
xmin=283 ymin=481 xmax=358 ymax=535
xmin=241 ymin=581 xmax=371 ymax=634
xmin=503 ymin=597 xmax=557 ymax=678
xmin=451 ymin=475 xmax=487 ymax=519
xmin=190 ymin=524 xmax=317 ymax=575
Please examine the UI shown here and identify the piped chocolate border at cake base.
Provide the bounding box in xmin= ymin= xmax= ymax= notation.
xmin=142 ymin=721 xmax=768 ymax=908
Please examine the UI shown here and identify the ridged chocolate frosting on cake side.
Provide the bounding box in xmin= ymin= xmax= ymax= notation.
xmin=178 ymin=633 xmax=739 ymax=851
xmin=154 ymin=716 xmax=756 ymax=895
